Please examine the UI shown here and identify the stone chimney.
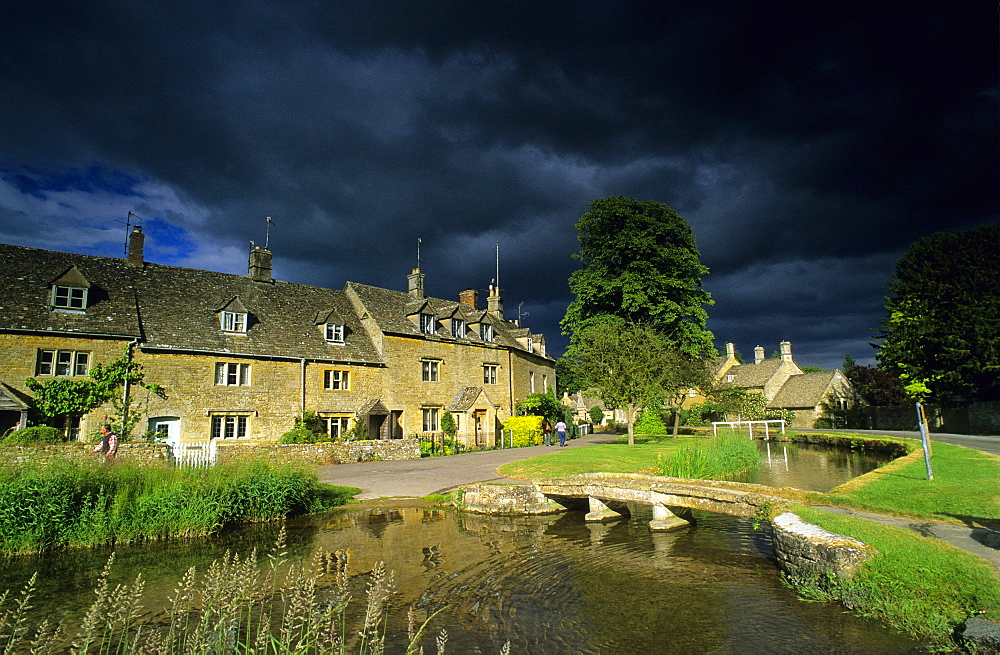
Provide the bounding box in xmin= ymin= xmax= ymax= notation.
xmin=459 ymin=288 xmax=478 ymax=310
xmin=126 ymin=226 xmax=144 ymax=267
xmin=725 ymin=342 xmax=735 ymax=358
xmin=407 ymin=268 xmax=425 ymax=299
xmin=780 ymin=341 xmax=793 ymax=363
xmin=754 ymin=346 xmax=765 ymax=365
xmin=487 ymin=285 xmax=503 ymax=320
xmin=249 ymin=246 xmax=273 ymax=283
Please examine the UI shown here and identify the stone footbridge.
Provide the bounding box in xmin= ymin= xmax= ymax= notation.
xmin=462 ymin=472 xmax=793 ymax=530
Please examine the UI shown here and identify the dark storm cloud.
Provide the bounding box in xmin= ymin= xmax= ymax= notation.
xmin=0 ymin=1 xmax=995 ymax=368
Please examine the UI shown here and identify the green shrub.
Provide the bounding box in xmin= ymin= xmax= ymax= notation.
xmin=2 ymin=426 xmax=66 ymax=445
xmin=278 ymin=411 xmax=328 ymax=444
xmin=634 ymin=410 xmax=667 ymax=435
xmin=813 ymin=417 xmax=833 ymax=429
xmin=588 ymin=405 xmax=605 ymax=425
xmin=684 ymin=402 xmax=727 ymax=426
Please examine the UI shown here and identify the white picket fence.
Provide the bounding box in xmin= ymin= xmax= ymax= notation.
xmin=168 ymin=440 xmax=217 ymax=467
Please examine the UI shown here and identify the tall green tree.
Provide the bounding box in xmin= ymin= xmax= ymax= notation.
xmin=876 ymin=223 xmax=1000 ymax=402
xmin=568 ymin=318 xmax=707 ymax=445
xmin=561 ymin=196 xmax=715 ymax=358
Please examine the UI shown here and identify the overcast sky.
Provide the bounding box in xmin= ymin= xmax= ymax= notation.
xmin=1 ymin=1 xmax=996 ymax=369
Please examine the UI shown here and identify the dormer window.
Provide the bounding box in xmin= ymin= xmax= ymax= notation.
xmin=325 ymin=323 xmax=345 ymax=344
xmin=52 ymin=285 xmax=87 ymax=310
xmin=451 ymin=318 xmax=465 ymax=339
xmin=480 ymin=323 xmax=494 ymax=342
xmin=221 ymin=311 xmax=247 ymax=333
xmin=420 ymin=313 xmax=436 ymax=335
xmin=726 ymin=374 xmax=736 ymax=383
xmin=526 ymin=336 xmax=533 ymax=352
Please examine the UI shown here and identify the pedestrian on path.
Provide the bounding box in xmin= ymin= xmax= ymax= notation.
xmin=542 ymin=418 xmax=553 ymax=446
xmin=556 ymin=420 xmax=567 ymax=447
xmin=93 ymin=423 xmax=118 ymax=462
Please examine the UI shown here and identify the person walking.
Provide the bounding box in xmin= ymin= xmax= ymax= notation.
xmin=541 ymin=418 xmax=553 ymax=446
xmin=555 ymin=419 xmax=567 ymax=447
xmin=93 ymin=423 xmax=118 ymax=462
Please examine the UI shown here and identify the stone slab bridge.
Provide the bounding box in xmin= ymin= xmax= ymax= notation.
xmin=461 ymin=472 xmax=873 ymax=583
xmin=462 ymin=472 xmax=793 ymax=530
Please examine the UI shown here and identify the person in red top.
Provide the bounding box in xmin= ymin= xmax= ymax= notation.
xmin=93 ymin=423 xmax=118 ymax=461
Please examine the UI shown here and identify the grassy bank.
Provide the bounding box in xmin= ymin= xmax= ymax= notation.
xmin=0 ymin=459 xmax=358 ymax=554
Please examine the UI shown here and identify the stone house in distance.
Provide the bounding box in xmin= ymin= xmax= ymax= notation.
xmin=0 ymin=229 xmax=555 ymax=447
xmin=713 ymin=341 xmax=858 ymax=428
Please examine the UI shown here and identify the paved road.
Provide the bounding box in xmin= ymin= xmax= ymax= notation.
xmin=315 ymin=431 xmax=617 ymax=499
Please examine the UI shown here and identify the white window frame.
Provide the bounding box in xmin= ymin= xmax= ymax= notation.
xmin=221 ymin=311 xmax=248 ymax=333
xmin=36 ymin=349 xmax=90 ymax=377
xmin=52 ymin=285 xmax=87 ymax=310
xmin=324 ymin=415 xmax=351 ymax=439
xmin=483 ymin=364 xmax=498 ymax=385
xmin=422 ymin=407 xmax=440 ymax=432
xmin=530 ymin=371 xmax=535 ymax=393
xmin=451 ymin=318 xmax=465 ymax=339
xmin=480 ymin=323 xmax=493 ymax=342
xmin=324 ymin=369 xmax=350 ymax=390
xmin=422 ymin=360 xmax=439 ymax=382
xmin=325 ymin=323 xmax=345 ymax=344
xmin=419 ymin=313 xmax=436 ymax=334
xmin=215 ymin=362 xmax=251 ymax=386
xmin=211 ymin=414 xmax=249 ymax=439
xmin=526 ymin=337 xmax=533 ymax=352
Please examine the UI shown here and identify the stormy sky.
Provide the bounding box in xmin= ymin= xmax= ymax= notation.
xmin=1 ymin=1 xmax=996 ymax=369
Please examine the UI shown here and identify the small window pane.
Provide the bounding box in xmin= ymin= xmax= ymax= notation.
xmin=56 ymin=351 xmax=73 ymax=376
xmin=74 ymin=352 xmax=89 ymax=376
xmin=37 ymin=350 xmax=54 ymax=375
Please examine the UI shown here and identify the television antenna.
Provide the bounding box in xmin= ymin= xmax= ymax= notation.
xmin=264 ymin=216 xmax=275 ymax=250
xmin=124 ymin=210 xmax=143 ymax=256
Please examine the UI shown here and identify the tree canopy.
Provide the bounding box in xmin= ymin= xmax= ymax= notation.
xmin=568 ymin=318 xmax=708 ymax=445
xmin=561 ymin=196 xmax=715 ymax=358
xmin=876 ymin=223 xmax=1000 ymax=402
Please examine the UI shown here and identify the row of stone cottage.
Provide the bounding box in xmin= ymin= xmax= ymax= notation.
xmin=0 ymin=228 xmax=556 ymax=447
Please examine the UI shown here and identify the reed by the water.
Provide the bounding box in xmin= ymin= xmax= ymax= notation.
xmin=656 ymin=429 xmax=760 ymax=480
xmin=0 ymin=459 xmax=355 ymax=554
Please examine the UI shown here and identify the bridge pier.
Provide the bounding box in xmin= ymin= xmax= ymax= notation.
xmin=584 ymin=496 xmax=622 ymax=522
xmin=649 ymin=503 xmax=693 ymax=531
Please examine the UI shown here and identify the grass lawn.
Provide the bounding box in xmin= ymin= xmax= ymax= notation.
xmin=498 ymin=437 xmax=690 ymax=478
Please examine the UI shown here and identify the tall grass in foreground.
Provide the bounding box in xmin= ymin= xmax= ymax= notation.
xmin=0 ymin=459 xmax=356 ymax=554
xmin=656 ymin=430 xmax=760 ymax=480
xmin=0 ymin=528 xmax=497 ymax=654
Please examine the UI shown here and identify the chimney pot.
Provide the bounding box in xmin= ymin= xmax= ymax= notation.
xmin=249 ymin=246 xmax=273 ymax=282
xmin=459 ymin=288 xmax=478 ymax=309
xmin=126 ymin=226 xmax=144 ymax=267
xmin=407 ymin=268 xmax=425 ymax=299
xmin=780 ymin=341 xmax=793 ymax=363
xmin=754 ymin=346 xmax=765 ymax=365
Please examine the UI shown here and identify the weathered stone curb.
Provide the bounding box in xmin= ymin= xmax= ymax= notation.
xmin=771 ymin=511 xmax=873 ymax=583
xmin=462 ymin=483 xmax=567 ymax=515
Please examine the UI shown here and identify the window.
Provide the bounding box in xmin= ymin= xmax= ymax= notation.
xmin=542 ymin=374 xmax=548 ymax=392
xmin=422 ymin=360 xmax=439 ymax=382
xmin=211 ymin=414 xmax=248 ymax=439
xmin=483 ymin=364 xmax=498 ymax=385
xmin=325 ymin=324 xmax=345 ymax=344
xmin=324 ymin=416 xmax=351 ymax=439
xmin=420 ymin=313 xmax=436 ymax=334
xmin=323 ymin=369 xmax=350 ymax=390
xmin=526 ymin=337 xmax=533 ymax=352
xmin=215 ymin=362 xmax=251 ymax=386
xmin=837 ymin=398 xmax=850 ymax=411
xmin=221 ymin=311 xmax=247 ymax=333
xmin=52 ymin=285 xmax=87 ymax=310
xmin=530 ymin=371 xmax=535 ymax=393
xmin=36 ymin=350 xmax=90 ymax=376
xmin=422 ymin=408 xmax=440 ymax=432
xmin=451 ymin=318 xmax=465 ymax=339
xmin=480 ymin=323 xmax=493 ymax=342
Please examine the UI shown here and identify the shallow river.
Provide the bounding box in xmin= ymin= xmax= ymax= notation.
xmin=1 ymin=442 xmax=919 ymax=653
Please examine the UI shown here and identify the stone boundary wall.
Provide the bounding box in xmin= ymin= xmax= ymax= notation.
xmin=775 ymin=432 xmax=910 ymax=457
xmin=215 ymin=439 xmax=421 ymax=466
xmin=0 ymin=442 xmax=170 ymax=466
xmin=770 ymin=512 xmax=872 ymax=586
xmin=462 ymin=483 xmax=568 ymax=515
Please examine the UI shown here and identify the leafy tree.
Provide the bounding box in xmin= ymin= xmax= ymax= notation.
xmin=588 ymin=405 xmax=605 ymax=425
xmin=516 ymin=391 xmax=564 ymax=424
xmin=568 ymin=318 xmax=707 ymax=445
xmin=555 ymin=357 xmax=584 ymax=395
xmin=800 ymin=366 xmax=824 ymax=373
xmin=846 ymin=365 xmax=908 ymax=407
xmin=876 ymin=223 xmax=1000 ymax=402
xmin=25 ymin=343 xmax=165 ymax=438
xmin=561 ymin=196 xmax=715 ymax=358
xmin=842 ymin=353 xmax=858 ymax=371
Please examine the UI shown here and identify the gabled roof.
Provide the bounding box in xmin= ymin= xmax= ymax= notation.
xmin=722 ymin=358 xmax=784 ymax=388
xmin=50 ymin=265 xmax=91 ymax=288
xmin=770 ymin=370 xmax=840 ymax=408
xmin=449 ymin=386 xmax=499 ymax=411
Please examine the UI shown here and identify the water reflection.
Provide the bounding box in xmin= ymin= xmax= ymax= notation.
xmin=746 ymin=440 xmax=894 ymax=491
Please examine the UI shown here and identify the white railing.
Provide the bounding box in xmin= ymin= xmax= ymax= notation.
xmin=712 ymin=420 xmax=786 ymax=439
xmin=168 ymin=440 xmax=217 ymax=467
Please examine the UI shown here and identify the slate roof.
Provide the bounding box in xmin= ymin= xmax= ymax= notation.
xmin=770 ymin=371 xmax=840 ymax=409
xmin=346 ymin=281 xmax=549 ymax=358
xmin=451 ymin=386 xmax=484 ymax=411
xmin=722 ymin=358 xmax=784 ymax=388
xmin=0 ymin=243 xmax=382 ymax=364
